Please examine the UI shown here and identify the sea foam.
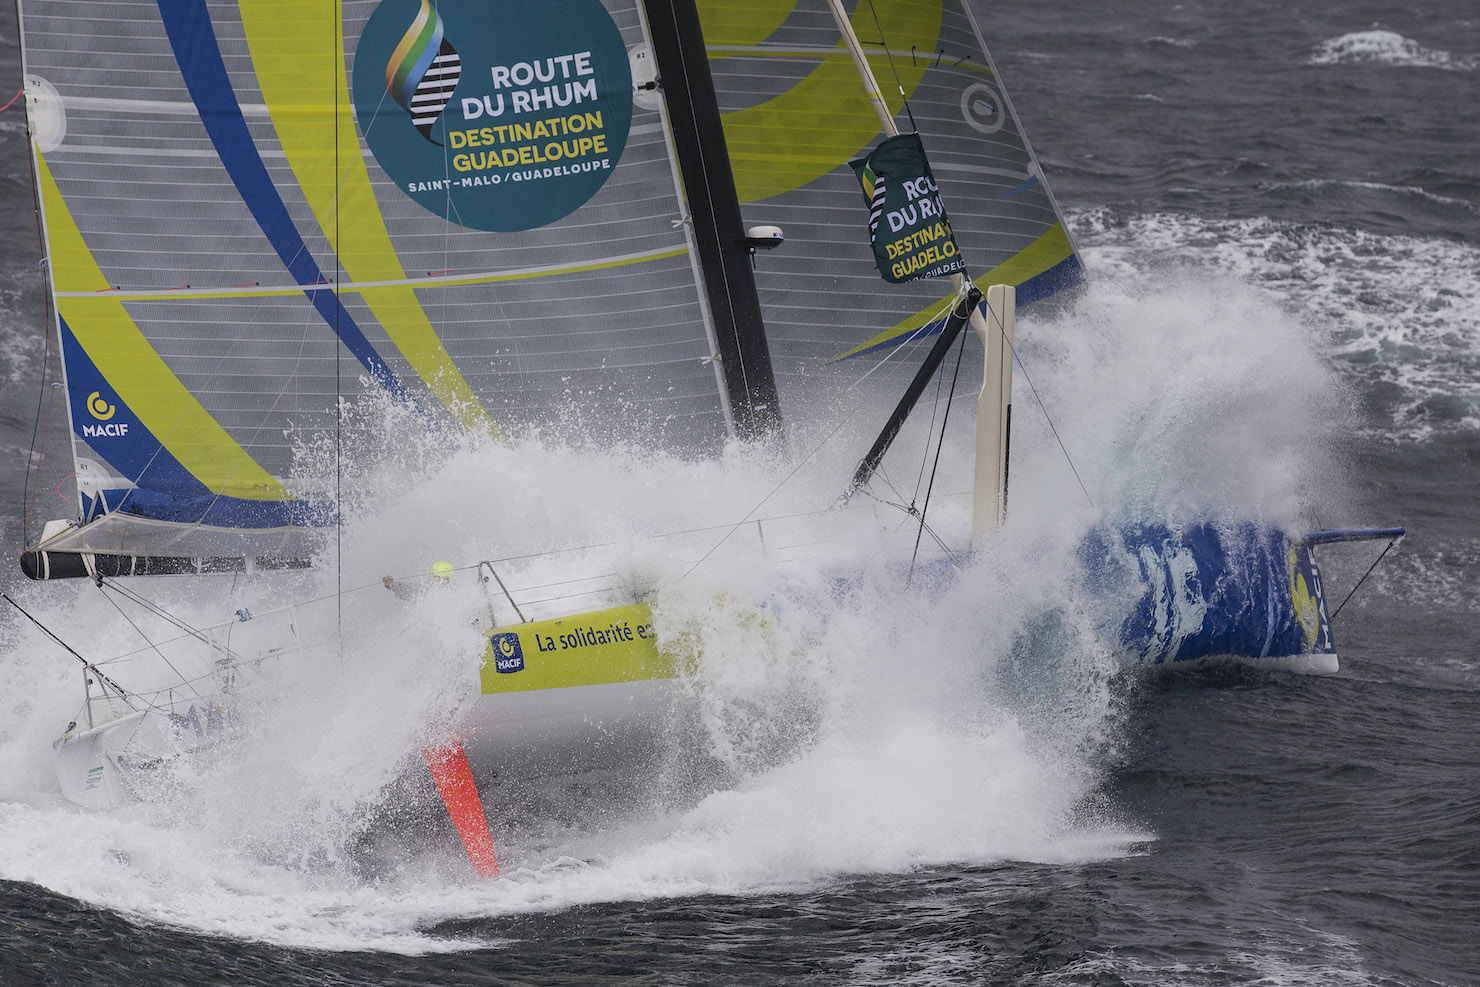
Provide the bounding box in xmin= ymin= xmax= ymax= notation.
xmin=1310 ymin=31 xmax=1476 ymax=71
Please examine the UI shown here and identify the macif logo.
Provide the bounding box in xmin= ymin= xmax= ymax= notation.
xmin=82 ymin=391 xmax=128 ymax=438
xmin=490 ymin=632 xmax=525 ymax=673
xmin=86 ymin=391 xmax=114 ymax=420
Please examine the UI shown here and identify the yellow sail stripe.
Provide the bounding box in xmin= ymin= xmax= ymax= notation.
xmin=829 ymin=222 xmax=1075 ymax=362
xmin=698 ymin=0 xmax=796 ymax=50
xmin=974 ymin=220 xmax=1076 ymax=287
xmin=237 ymin=0 xmax=498 ymax=437
xmin=37 ymin=153 xmax=287 ymax=500
xmin=697 ymin=0 xmax=942 ymax=202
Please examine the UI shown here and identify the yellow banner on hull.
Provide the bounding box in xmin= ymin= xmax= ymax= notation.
xmin=479 ymin=603 xmax=678 ymax=695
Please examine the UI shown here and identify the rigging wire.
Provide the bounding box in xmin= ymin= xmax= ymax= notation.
xmin=1328 ymin=534 xmax=1403 ymax=623
xmin=5 ymin=584 xmax=271 ymax=714
xmin=94 ymin=583 xmax=206 ymax=700
xmin=88 ymin=579 xmax=306 ymax=707
xmin=677 ymin=423 xmax=854 ymax=582
xmin=334 ymin=47 xmax=344 ymax=657
xmin=98 ymin=578 xmax=236 ymax=665
xmin=678 ymin=297 xmax=976 ymax=583
xmin=908 ymin=323 xmax=970 ymax=581
xmin=872 ymin=464 xmax=911 ymax=507
xmin=863 ymin=0 xmax=918 ymax=132
xmin=988 ymin=300 xmax=1096 ymax=510
xmin=22 ymin=81 xmax=62 ymax=548
xmin=911 ymin=335 xmax=953 ymax=505
xmin=675 ymin=299 xmax=947 ymax=581
xmin=843 ymin=286 xmax=1092 ymax=562
xmin=869 ymin=511 xmax=918 ymax=565
xmin=1 ymin=592 xmax=136 ymax=707
xmin=855 ymin=482 xmax=954 ymax=558
xmin=22 ymin=262 xmax=59 ymax=546
xmin=92 ymin=628 xmax=229 ymax=665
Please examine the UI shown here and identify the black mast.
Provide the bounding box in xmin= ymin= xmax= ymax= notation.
xmin=641 ymin=0 xmax=782 ymax=440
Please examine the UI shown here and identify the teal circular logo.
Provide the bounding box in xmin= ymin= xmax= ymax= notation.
xmin=353 ymin=0 xmax=634 ymax=232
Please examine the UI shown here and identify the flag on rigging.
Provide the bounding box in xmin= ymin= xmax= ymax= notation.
xmin=850 ymin=134 xmax=967 ymax=284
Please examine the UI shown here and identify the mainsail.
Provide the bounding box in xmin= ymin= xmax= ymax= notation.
xmin=18 ymin=0 xmax=1081 ymax=577
xmin=18 ymin=0 xmax=779 ymax=574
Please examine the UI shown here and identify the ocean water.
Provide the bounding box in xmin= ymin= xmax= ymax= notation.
xmin=1 ymin=1 xmax=1477 ymax=986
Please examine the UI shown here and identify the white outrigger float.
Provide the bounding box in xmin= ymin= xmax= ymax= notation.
xmin=13 ymin=0 xmax=1400 ymax=874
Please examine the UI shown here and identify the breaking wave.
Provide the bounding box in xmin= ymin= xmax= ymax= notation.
xmin=1072 ymin=209 xmax=1480 ymax=441
xmin=1309 ymin=31 xmax=1476 ymax=71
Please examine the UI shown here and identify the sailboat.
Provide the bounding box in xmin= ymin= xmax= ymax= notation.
xmin=14 ymin=0 xmax=1399 ymax=845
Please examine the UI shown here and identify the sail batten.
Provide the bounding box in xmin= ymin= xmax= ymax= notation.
xmin=53 ymin=244 xmax=695 ymax=299
xmin=47 ymin=95 xmax=272 ymax=117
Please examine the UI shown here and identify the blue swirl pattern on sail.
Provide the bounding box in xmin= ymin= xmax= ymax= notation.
xmin=154 ymin=0 xmax=419 ymax=411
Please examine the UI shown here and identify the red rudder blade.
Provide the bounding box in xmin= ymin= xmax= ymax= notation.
xmin=423 ymin=741 xmax=499 ymax=879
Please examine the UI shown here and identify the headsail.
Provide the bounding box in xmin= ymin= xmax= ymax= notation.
xmin=697 ymin=0 xmax=1083 ymax=381
xmin=18 ymin=0 xmax=779 ymax=574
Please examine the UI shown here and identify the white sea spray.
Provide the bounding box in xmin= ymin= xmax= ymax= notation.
xmin=0 ymin=258 xmax=1390 ymax=951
